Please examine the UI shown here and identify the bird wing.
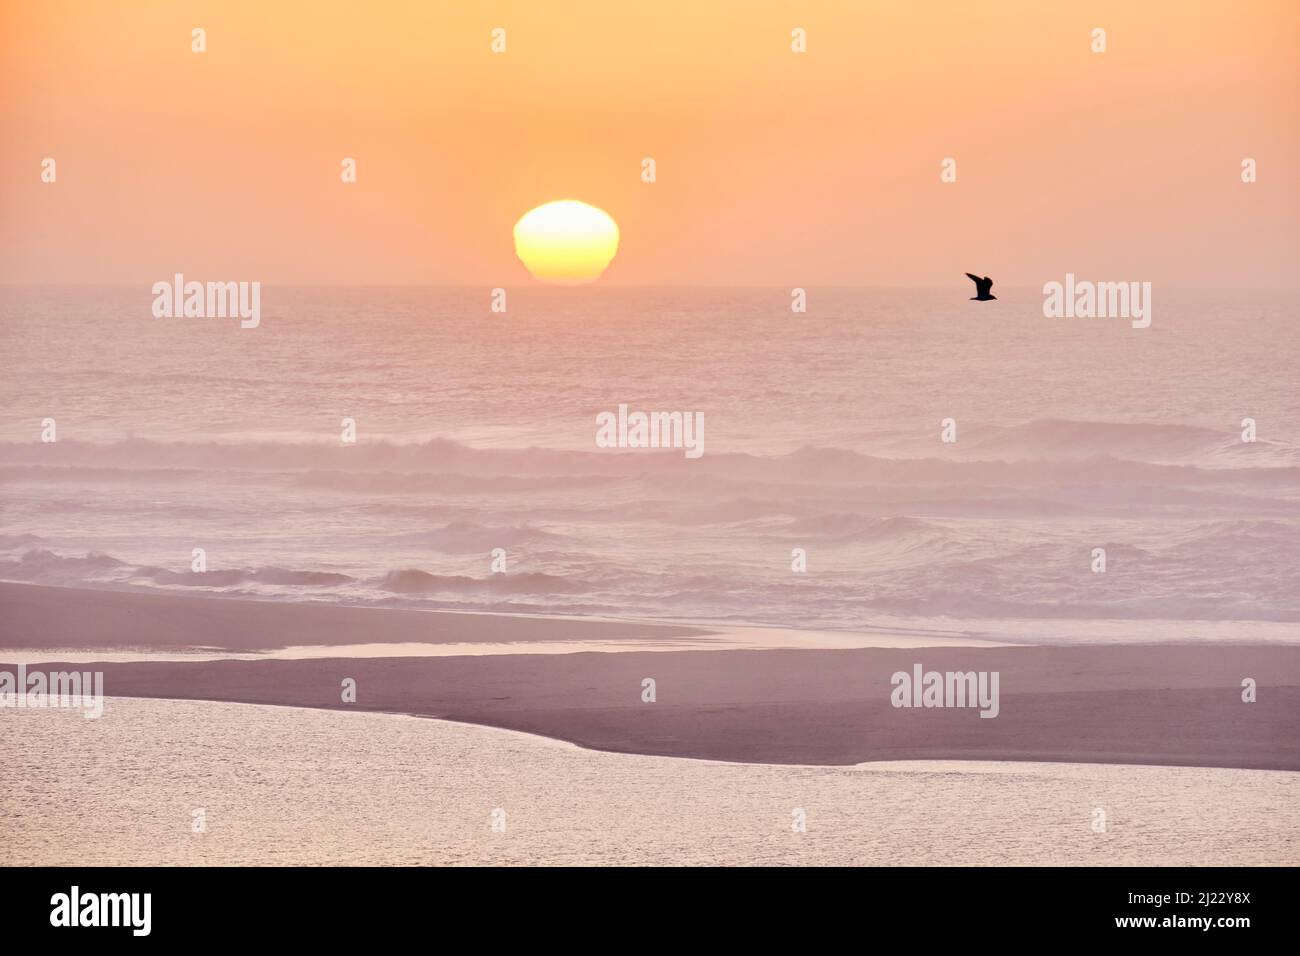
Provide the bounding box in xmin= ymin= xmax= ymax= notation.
xmin=965 ymin=273 xmax=982 ymax=285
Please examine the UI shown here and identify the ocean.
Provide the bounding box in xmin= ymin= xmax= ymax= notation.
xmin=2 ymin=285 xmax=1298 ymax=638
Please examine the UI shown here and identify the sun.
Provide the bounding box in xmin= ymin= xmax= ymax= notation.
xmin=513 ymin=200 xmax=620 ymax=285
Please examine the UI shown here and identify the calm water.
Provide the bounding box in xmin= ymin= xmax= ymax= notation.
xmin=3 ymin=698 xmax=1297 ymax=866
xmin=2 ymin=286 xmax=1298 ymax=635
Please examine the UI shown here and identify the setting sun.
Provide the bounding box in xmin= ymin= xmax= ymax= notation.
xmin=513 ymin=200 xmax=619 ymax=285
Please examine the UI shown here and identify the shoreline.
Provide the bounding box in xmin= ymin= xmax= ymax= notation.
xmin=3 ymin=581 xmax=1299 ymax=771
xmin=0 ymin=581 xmax=719 ymax=650
xmin=8 ymin=665 xmax=1298 ymax=771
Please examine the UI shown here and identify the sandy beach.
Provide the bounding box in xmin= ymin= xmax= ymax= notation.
xmin=3 ymin=582 xmax=1297 ymax=770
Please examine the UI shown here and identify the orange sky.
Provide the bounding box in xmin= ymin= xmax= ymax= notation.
xmin=2 ymin=0 xmax=1296 ymax=287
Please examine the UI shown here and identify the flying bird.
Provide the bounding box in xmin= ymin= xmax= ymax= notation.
xmin=965 ymin=273 xmax=996 ymax=301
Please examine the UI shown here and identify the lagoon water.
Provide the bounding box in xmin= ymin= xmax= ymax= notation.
xmin=3 ymin=698 xmax=1296 ymax=866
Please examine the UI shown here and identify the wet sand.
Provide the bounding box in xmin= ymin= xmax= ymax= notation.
xmin=0 ymin=581 xmax=713 ymax=650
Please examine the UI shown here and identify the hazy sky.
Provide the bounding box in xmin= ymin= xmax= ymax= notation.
xmin=2 ymin=0 xmax=1296 ymax=287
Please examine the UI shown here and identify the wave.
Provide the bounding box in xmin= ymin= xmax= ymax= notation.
xmin=958 ymin=419 xmax=1300 ymax=467
xmin=385 ymin=521 xmax=566 ymax=553
xmin=0 ymin=549 xmax=128 ymax=586
xmin=137 ymin=567 xmax=355 ymax=587
xmin=0 ymin=465 xmax=210 ymax=483
xmin=0 ymin=546 xmax=581 ymax=600
xmin=0 ymin=549 xmax=353 ymax=590
xmin=1159 ymin=519 xmax=1300 ymax=564
xmin=3 ymin=527 xmax=1300 ymax=625
xmin=4 ymin=427 xmax=1298 ymax=485
xmin=0 ymin=438 xmax=673 ymax=475
xmin=780 ymin=514 xmax=933 ymax=540
xmin=379 ymin=569 xmax=582 ymax=595
xmin=966 ymin=420 xmax=1223 ymax=461
xmin=293 ymin=471 xmax=619 ymax=494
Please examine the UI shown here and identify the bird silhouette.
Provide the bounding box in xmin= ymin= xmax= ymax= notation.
xmin=965 ymin=273 xmax=996 ymax=301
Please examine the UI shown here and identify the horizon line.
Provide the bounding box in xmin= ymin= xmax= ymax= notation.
xmin=3 ymin=282 xmax=1299 ymax=293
